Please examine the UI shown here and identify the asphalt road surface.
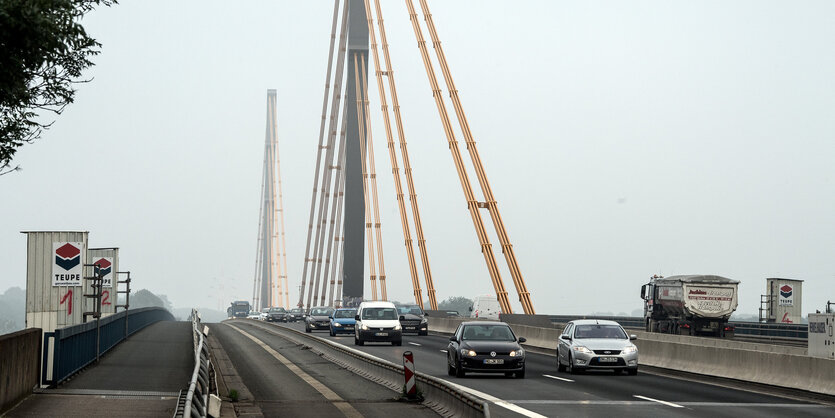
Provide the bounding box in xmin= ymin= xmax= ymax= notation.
xmin=263 ymin=320 xmax=835 ymax=418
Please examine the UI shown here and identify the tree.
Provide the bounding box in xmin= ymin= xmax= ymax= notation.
xmin=437 ymin=296 xmax=474 ymax=315
xmin=0 ymin=0 xmax=116 ymax=175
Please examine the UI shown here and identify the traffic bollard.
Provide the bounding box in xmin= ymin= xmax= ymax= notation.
xmin=403 ymin=351 xmax=417 ymax=399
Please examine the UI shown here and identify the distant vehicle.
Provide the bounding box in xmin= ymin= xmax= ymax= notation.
xmin=246 ymin=312 xmax=261 ymax=320
xmin=447 ymin=321 xmax=526 ymax=378
xmin=228 ymin=300 xmax=251 ymax=318
xmin=469 ymin=295 xmax=501 ymax=320
xmin=396 ymin=304 xmax=428 ymax=335
xmin=288 ymin=307 xmax=305 ymax=322
xmin=267 ymin=307 xmax=288 ymax=322
xmin=641 ymin=275 xmax=739 ymax=337
xmin=557 ymin=319 xmax=638 ymax=375
xmin=259 ymin=308 xmax=269 ymax=321
xmin=305 ymin=307 xmax=334 ymax=333
xmin=355 ymin=301 xmax=402 ymax=346
xmin=329 ymin=308 xmax=357 ymax=336
xmin=445 ymin=311 xmax=461 ymax=317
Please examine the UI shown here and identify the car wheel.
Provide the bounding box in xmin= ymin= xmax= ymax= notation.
xmin=329 ymin=329 xmax=335 ymax=337
xmin=418 ymin=331 xmax=428 ymax=336
xmin=354 ymin=336 xmax=359 ymax=346
xmin=455 ymin=358 xmax=465 ymax=378
xmin=305 ymin=325 xmax=311 ymax=333
xmin=557 ymin=357 xmax=566 ymax=372
xmin=627 ymin=367 xmax=638 ymax=376
xmin=447 ymin=361 xmax=455 ymax=376
xmin=393 ymin=340 xmax=402 ymax=346
xmin=516 ymin=367 xmax=526 ymax=379
xmin=357 ymin=338 xmax=364 ymax=346
xmin=568 ymin=353 xmax=582 ymax=375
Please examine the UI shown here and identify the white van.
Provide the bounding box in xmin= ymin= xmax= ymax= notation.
xmin=469 ymin=295 xmax=502 ymax=320
xmin=354 ymin=301 xmax=402 ymax=346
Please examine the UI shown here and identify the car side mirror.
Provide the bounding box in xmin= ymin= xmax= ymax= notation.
xmin=449 ymin=336 xmax=457 ymax=342
xmin=328 ymin=316 xmax=333 ymax=319
xmin=399 ymin=315 xmax=406 ymax=321
xmin=518 ymin=337 xmax=527 ymax=343
xmin=468 ymin=306 xmax=473 ymax=311
xmin=630 ymin=335 xmax=638 ymax=340
xmin=563 ymin=335 xmax=572 ymax=341
xmin=424 ymin=312 xmax=429 ymax=316
xmin=355 ymin=315 xmax=360 ymax=320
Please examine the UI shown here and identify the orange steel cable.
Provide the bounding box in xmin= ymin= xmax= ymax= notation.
xmin=324 ymin=98 xmax=349 ymax=306
xmin=252 ymin=142 xmax=267 ymax=310
xmin=416 ymin=0 xmax=534 ymax=314
xmin=372 ymin=0 xmax=437 ymax=309
xmin=362 ymin=0 xmax=422 ymax=307
xmin=274 ymin=97 xmax=290 ymax=309
xmin=405 ymin=0 xmax=513 ymax=314
xmin=300 ymin=0 xmax=343 ymax=309
xmin=353 ymin=52 xmax=379 ymax=301
xmin=359 ymin=55 xmax=388 ymax=301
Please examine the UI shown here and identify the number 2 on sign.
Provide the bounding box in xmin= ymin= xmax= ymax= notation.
xmin=102 ymin=290 xmax=111 ymax=306
xmin=60 ymin=289 xmax=73 ymax=315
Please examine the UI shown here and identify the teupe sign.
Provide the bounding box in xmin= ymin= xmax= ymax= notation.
xmin=778 ymin=284 xmax=793 ymax=306
xmin=53 ymin=242 xmax=83 ymax=286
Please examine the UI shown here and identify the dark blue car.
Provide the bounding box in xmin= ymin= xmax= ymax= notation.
xmin=329 ymin=308 xmax=357 ymax=336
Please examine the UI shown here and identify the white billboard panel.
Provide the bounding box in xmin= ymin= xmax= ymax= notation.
xmin=52 ymin=242 xmax=83 ymax=286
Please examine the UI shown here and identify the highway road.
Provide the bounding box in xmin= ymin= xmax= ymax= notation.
xmin=254 ymin=320 xmax=834 ymax=418
xmin=210 ymin=320 xmax=438 ymax=418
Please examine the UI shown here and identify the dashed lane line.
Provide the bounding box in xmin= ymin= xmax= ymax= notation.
xmin=634 ymin=395 xmax=684 ymax=408
xmin=408 ymin=342 xmax=422 ymax=346
xmin=227 ymin=323 xmax=363 ymax=418
xmin=543 ymin=374 xmax=574 ymax=382
xmin=439 ymin=349 xmax=447 ymax=353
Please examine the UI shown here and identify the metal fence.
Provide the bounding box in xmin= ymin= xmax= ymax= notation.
xmin=179 ymin=309 xmax=214 ymax=418
xmin=42 ymin=307 xmax=175 ymax=386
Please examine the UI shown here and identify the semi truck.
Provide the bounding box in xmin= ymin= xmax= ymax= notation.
xmin=640 ymin=275 xmax=739 ymax=337
xmin=227 ymin=300 xmax=251 ymax=318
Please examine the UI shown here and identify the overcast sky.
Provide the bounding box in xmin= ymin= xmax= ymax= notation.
xmin=1 ymin=1 xmax=833 ymax=316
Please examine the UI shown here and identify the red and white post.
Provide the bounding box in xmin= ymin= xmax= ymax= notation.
xmin=403 ymin=351 xmax=417 ymax=399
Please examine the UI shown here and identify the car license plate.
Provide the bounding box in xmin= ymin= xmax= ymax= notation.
xmin=598 ymin=357 xmax=618 ymax=363
xmin=375 ymin=332 xmax=388 ymax=336
xmin=483 ymin=359 xmax=504 ymax=365
xmin=345 ymin=326 xmax=354 ymax=329
xmin=405 ymin=326 xmax=415 ymax=330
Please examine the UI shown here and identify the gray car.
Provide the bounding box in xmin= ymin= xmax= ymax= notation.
xmin=557 ymin=319 xmax=638 ymax=375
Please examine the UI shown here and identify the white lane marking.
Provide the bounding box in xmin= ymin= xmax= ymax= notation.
xmin=408 ymin=342 xmax=422 ymax=346
xmin=633 ymin=395 xmax=684 ymax=408
xmin=439 ymin=349 xmax=447 ymax=353
xmin=227 ymin=323 xmax=362 ymax=418
xmin=543 ymin=374 xmax=574 ymax=382
xmin=441 ymin=380 xmax=548 ymax=418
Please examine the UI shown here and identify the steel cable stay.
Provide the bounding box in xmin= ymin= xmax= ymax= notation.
xmin=369 ymin=0 xmax=438 ymax=310
xmin=362 ymin=0 xmax=423 ymax=308
xmin=299 ymin=0 xmax=343 ymax=308
xmin=322 ymin=98 xmax=349 ymax=307
xmin=415 ymin=0 xmax=534 ymax=314
xmin=251 ymin=144 xmax=267 ymax=310
xmin=405 ymin=0 xmax=516 ymax=314
xmin=310 ymin=0 xmax=351 ymax=310
xmin=359 ymin=55 xmax=388 ymax=302
xmin=353 ymin=52 xmax=380 ymax=301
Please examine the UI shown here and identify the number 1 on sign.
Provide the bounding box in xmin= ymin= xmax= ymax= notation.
xmin=60 ymin=289 xmax=73 ymax=315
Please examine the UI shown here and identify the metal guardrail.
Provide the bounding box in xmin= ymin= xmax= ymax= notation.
xmin=179 ymin=310 xmax=214 ymax=418
xmin=548 ymin=315 xmax=809 ymax=342
xmin=242 ymin=320 xmax=490 ymax=418
xmin=42 ymin=307 xmax=175 ymax=386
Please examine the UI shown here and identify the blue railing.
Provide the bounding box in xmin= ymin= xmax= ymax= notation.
xmin=43 ymin=307 xmax=175 ymax=386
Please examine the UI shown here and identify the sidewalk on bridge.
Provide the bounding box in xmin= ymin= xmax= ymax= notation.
xmin=5 ymin=321 xmax=193 ymax=417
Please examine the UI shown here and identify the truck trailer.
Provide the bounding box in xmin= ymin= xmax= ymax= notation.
xmin=641 ymin=275 xmax=739 ymax=337
xmin=227 ymin=300 xmax=251 ymax=318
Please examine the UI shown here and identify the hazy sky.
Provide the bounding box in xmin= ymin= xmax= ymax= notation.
xmin=2 ymin=1 xmax=833 ymax=316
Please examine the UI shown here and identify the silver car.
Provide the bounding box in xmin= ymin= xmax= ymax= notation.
xmin=557 ymin=319 xmax=638 ymax=375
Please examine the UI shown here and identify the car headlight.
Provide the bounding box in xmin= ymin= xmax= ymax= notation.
xmin=460 ymin=349 xmax=477 ymax=357
xmin=333 ymin=322 xmax=342 ymax=327
xmin=509 ymin=348 xmax=524 ymax=357
xmin=361 ymin=324 xmax=369 ymax=330
xmin=622 ymin=345 xmax=637 ymax=354
xmin=420 ymin=318 xmax=428 ymax=324
xmin=572 ymin=346 xmax=593 ymax=354
xmin=394 ymin=324 xmax=402 ymax=330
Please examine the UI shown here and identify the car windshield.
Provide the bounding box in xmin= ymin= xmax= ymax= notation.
xmin=461 ymin=325 xmax=515 ymax=341
xmin=269 ymin=308 xmax=285 ymax=313
xmin=361 ymin=307 xmax=397 ymax=320
xmin=573 ymin=324 xmax=627 ymax=339
xmin=310 ymin=308 xmax=333 ymax=316
xmin=334 ymin=309 xmax=356 ymax=318
xmin=397 ymin=306 xmax=423 ymax=315
xmin=290 ymin=308 xmax=302 ymax=313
